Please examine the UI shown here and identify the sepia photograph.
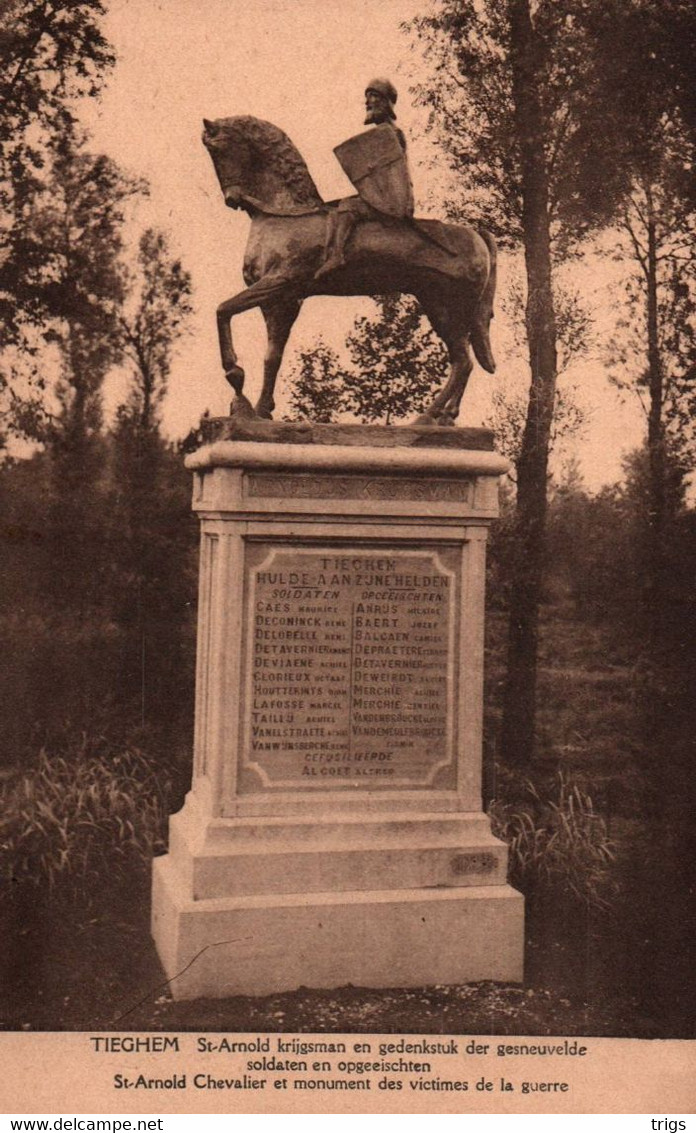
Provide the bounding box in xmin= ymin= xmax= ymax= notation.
xmin=0 ymin=0 xmax=694 ymax=1115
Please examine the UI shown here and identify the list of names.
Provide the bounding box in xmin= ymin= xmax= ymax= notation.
xmin=243 ymin=549 xmax=456 ymax=789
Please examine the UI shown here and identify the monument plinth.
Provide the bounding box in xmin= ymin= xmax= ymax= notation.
xmin=152 ymin=421 xmax=524 ymax=999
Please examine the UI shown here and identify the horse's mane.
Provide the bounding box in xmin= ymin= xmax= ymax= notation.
xmin=211 ymin=116 xmax=324 ymax=215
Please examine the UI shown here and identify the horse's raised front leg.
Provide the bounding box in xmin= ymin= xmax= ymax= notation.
xmin=256 ymin=300 xmax=301 ymax=419
xmin=216 ymin=274 xmax=300 ymax=396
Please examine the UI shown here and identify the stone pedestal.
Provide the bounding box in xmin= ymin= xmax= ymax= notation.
xmin=152 ymin=421 xmax=524 ymax=999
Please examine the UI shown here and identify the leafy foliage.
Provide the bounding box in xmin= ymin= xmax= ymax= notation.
xmin=286 ymin=337 xmax=350 ymax=423
xmin=404 ymin=0 xmax=696 ymax=767
xmin=0 ymin=0 xmax=115 ymax=342
xmin=0 ymin=740 xmax=170 ymax=893
xmin=488 ymin=382 xmax=585 ymax=475
xmin=116 ymin=229 xmax=194 ymax=433
xmin=608 ymin=175 xmax=696 ymax=478
xmin=501 ymin=271 xmax=594 ymax=377
xmin=0 ymin=124 xmax=146 ymax=451
xmin=342 ymin=294 xmax=448 ymax=424
xmin=404 ymin=0 xmax=632 ymax=250
xmin=42 ymin=129 xmax=144 ymax=442
xmin=286 ymin=295 xmax=448 ymax=425
xmin=578 ymin=2 xmax=696 ymax=649
xmin=0 ymin=437 xmax=197 ymax=762
xmin=490 ymin=772 xmax=616 ymax=909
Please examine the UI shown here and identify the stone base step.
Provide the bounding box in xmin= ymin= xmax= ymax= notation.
xmin=174 ymin=795 xmax=497 ymax=847
xmin=152 ymin=855 xmax=524 ymax=1000
xmin=168 ymin=798 xmax=509 ymax=897
xmin=178 ymin=841 xmax=507 ymax=898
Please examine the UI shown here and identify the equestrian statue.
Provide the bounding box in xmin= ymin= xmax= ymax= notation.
xmin=203 ymin=79 xmax=496 ymax=425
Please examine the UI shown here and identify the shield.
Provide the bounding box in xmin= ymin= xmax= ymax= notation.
xmin=334 ymin=124 xmax=414 ymax=219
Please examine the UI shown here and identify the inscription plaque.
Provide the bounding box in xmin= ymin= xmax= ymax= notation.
xmin=240 ymin=546 xmax=458 ymax=791
xmin=246 ymin=472 xmax=472 ymax=502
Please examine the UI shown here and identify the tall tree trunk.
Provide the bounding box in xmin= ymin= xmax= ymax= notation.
xmin=644 ymin=182 xmax=666 ymax=646
xmin=500 ymin=0 xmax=558 ymax=768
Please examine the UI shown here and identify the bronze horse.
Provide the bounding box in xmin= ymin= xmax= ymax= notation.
xmin=203 ymin=116 xmax=496 ymax=424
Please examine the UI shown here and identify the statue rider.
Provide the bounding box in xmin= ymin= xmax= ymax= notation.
xmin=315 ymin=79 xmax=414 ymax=280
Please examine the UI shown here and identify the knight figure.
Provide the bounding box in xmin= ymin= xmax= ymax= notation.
xmin=315 ymin=78 xmax=414 ymax=279
xmin=201 ymin=87 xmax=497 ymax=423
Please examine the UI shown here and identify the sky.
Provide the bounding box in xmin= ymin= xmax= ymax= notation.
xmin=82 ymin=0 xmax=646 ymax=490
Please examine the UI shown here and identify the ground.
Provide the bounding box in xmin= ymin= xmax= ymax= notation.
xmin=0 ymin=881 xmax=657 ymax=1035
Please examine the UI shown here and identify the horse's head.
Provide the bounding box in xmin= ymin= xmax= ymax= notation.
xmin=202 ymin=115 xmax=324 ymax=217
xmin=203 ymin=118 xmax=252 ymax=212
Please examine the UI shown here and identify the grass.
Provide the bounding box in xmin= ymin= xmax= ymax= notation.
xmin=0 ymin=738 xmax=170 ymax=894
xmin=489 ymin=772 xmax=617 ymax=909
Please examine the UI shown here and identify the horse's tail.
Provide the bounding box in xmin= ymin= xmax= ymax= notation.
xmin=471 ymin=227 xmax=497 ymax=374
